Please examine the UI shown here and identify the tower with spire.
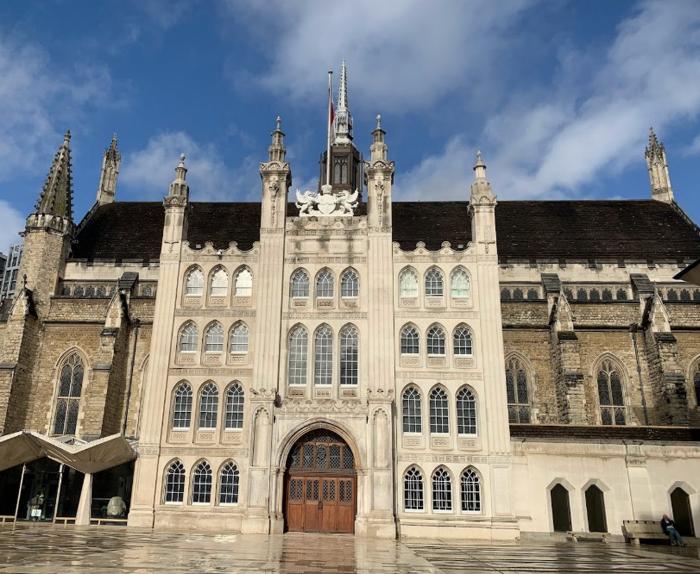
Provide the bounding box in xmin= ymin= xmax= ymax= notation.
xmin=96 ymin=134 xmax=121 ymax=205
xmin=645 ymin=127 xmax=674 ymax=203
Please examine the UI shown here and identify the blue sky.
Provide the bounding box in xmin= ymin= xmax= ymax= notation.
xmin=1 ymin=0 xmax=700 ymax=251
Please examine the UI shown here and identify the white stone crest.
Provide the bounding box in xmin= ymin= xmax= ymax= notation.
xmin=295 ymin=183 xmax=358 ymax=217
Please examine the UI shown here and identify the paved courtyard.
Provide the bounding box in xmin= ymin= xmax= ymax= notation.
xmin=0 ymin=526 xmax=699 ymax=573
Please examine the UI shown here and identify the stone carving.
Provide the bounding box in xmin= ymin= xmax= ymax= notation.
xmin=279 ymin=397 xmax=367 ymax=414
xmin=296 ymin=184 xmax=358 ymax=217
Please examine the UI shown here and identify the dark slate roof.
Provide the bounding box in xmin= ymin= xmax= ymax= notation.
xmin=70 ymin=199 xmax=700 ymax=263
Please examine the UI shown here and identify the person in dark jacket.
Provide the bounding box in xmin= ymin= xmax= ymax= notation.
xmin=661 ymin=514 xmax=686 ymax=546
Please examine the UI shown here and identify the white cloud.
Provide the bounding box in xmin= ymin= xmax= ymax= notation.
xmin=684 ymin=134 xmax=700 ymax=157
xmin=121 ymin=131 xmax=260 ymax=201
xmin=0 ymin=199 xmax=25 ymax=252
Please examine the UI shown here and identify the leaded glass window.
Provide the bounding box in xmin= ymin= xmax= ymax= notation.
xmin=192 ymin=461 xmax=212 ymax=504
xmin=430 ymin=386 xmax=449 ymax=434
xmin=219 ymin=462 xmax=240 ymax=504
xmin=432 ymin=467 xmax=452 ymax=511
xmin=427 ymin=325 xmax=446 ymax=356
xmin=316 ymin=269 xmax=334 ymax=299
xmin=314 ymin=324 xmax=332 ymax=385
xmin=185 ymin=267 xmax=204 ymax=296
xmin=402 ymin=387 xmax=422 ymax=433
xmin=339 ymin=324 xmax=359 ymax=385
xmin=453 ymin=325 xmax=473 ymax=356
xmin=400 ymin=325 xmax=419 ymax=355
xmin=404 ymin=467 xmax=424 ymax=511
xmin=205 ymin=322 xmax=224 ymax=353
xmin=291 ymin=269 xmax=309 ymax=298
xmin=425 ymin=267 xmax=444 ymax=297
xmin=597 ymin=359 xmax=626 ymax=425
xmin=461 ymin=467 xmax=481 ymax=512
xmin=456 ymin=387 xmax=477 ymax=435
xmin=172 ymin=382 xmax=193 ymax=429
xmin=209 ymin=267 xmax=228 ymax=297
xmin=164 ymin=460 xmax=185 ymax=503
xmin=451 ymin=267 xmax=470 ymax=298
xmin=288 ymin=325 xmax=308 ymax=385
xmin=506 ymin=356 xmax=530 ymax=423
xmin=234 ymin=268 xmax=252 ymax=297
xmin=340 ymin=268 xmax=359 ymax=298
xmin=179 ymin=323 xmax=198 ymax=352
xmin=53 ymin=353 xmax=83 ymax=435
xmin=199 ymin=382 xmax=218 ymax=429
xmin=224 ymin=382 xmax=244 ymax=429
xmin=229 ymin=322 xmax=249 ymax=354
xmin=399 ymin=268 xmax=418 ymax=298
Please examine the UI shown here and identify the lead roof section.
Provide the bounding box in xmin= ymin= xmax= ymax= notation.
xmin=70 ymin=199 xmax=700 ymax=264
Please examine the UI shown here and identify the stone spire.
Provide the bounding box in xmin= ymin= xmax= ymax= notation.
xmin=645 ymin=127 xmax=674 ymax=203
xmin=268 ymin=115 xmax=287 ymax=162
xmin=333 ymin=60 xmax=353 ymax=144
xmin=469 ymin=150 xmax=497 ymax=255
xmin=34 ymin=131 xmax=73 ymax=220
xmin=96 ymin=134 xmax=121 ymax=205
xmin=166 ymin=154 xmax=189 ymax=203
xmin=370 ymin=114 xmax=388 ymax=163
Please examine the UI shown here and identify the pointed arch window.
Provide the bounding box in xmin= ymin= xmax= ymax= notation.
xmin=461 ymin=468 xmax=481 ymax=512
xmin=456 ymin=387 xmax=477 ymax=435
xmin=185 ymin=267 xmax=204 ymax=296
xmin=316 ymin=269 xmax=334 ymax=299
xmin=219 ymin=462 xmax=240 ymax=504
xmin=402 ymin=387 xmax=422 ymax=433
xmin=340 ymin=268 xmax=359 ymax=298
xmin=425 ymin=267 xmax=444 ymax=297
xmin=339 ymin=324 xmax=359 ymax=385
xmin=234 ymin=268 xmax=252 ymax=297
xmin=172 ymin=381 xmax=193 ymax=429
xmin=451 ymin=267 xmax=471 ymax=298
xmin=192 ymin=461 xmax=213 ymax=504
xmin=506 ymin=356 xmax=530 ymax=423
xmin=404 ymin=467 xmax=424 ymax=511
xmin=430 ymin=386 xmax=449 ymax=434
xmin=288 ymin=325 xmax=308 ymax=385
xmin=204 ymin=322 xmax=224 ymax=353
xmin=164 ymin=460 xmax=185 ymax=503
xmin=400 ymin=325 xmax=419 ymax=355
xmin=198 ymin=382 xmax=219 ymax=429
xmin=597 ymin=358 xmax=626 ymax=425
xmin=53 ymin=353 xmax=84 ymax=435
xmin=399 ymin=267 xmax=418 ymax=298
xmin=209 ymin=267 xmax=228 ymax=297
xmin=229 ymin=322 xmax=249 ymax=354
xmin=427 ymin=325 xmax=446 ymax=356
xmin=179 ymin=323 xmax=198 ymax=353
xmin=224 ymin=382 xmax=244 ymax=429
xmin=432 ymin=467 xmax=452 ymax=511
xmin=291 ymin=269 xmax=309 ymax=298
xmin=453 ymin=325 xmax=473 ymax=356
xmin=314 ymin=324 xmax=333 ymax=385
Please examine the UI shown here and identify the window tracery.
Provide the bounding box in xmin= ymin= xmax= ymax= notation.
xmin=53 ymin=353 xmax=84 ymax=435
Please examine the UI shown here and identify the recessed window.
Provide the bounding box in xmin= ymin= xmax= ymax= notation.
xmin=339 ymin=324 xmax=359 ymax=385
xmin=432 ymin=467 xmax=452 ymax=511
xmin=425 ymin=267 xmax=444 ymax=297
xmin=340 ymin=268 xmax=359 ymax=298
xmin=314 ymin=325 xmax=333 ymax=385
xmin=219 ymin=462 xmax=240 ymax=504
xmin=402 ymin=387 xmax=422 ymax=433
xmin=229 ymin=323 xmax=249 ymax=354
xmin=288 ymin=325 xmax=308 ymax=385
xmin=198 ymin=382 xmax=219 ymax=429
xmin=172 ymin=382 xmax=193 ymax=429
xmin=164 ymin=460 xmax=185 ymax=503
xmin=426 ymin=325 xmax=446 ymax=356
xmin=185 ymin=268 xmax=204 ymax=296
xmin=291 ymin=269 xmax=309 ymax=298
xmin=234 ymin=268 xmax=252 ymax=297
xmin=506 ymin=356 xmax=530 ymax=423
xmin=204 ymin=322 xmax=224 ymax=353
xmin=453 ymin=325 xmax=473 ymax=356
xmin=53 ymin=353 xmax=84 ymax=436
xmin=451 ymin=268 xmax=470 ymax=298
xmin=597 ymin=359 xmax=626 ymax=425
xmin=400 ymin=325 xmax=420 ymax=355
xmin=399 ymin=268 xmax=418 ymax=298
xmin=179 ymin=323 xmax=198 ymax=353
xmin=209 ymin=267 xmax=228 ymax=297
xmin=461 ymin=468 xmax=481 ymax=512
xmin=224 ymin=382 xmax=244 ymax=429
xmin=404 ymin=467 xmax=424 ymax=511
xmin=192 ymin=461 xmax=212 ymax=504
xmin=316 ymin=269 xmax=334 ymax=299
xmin=430 ymin=387 xmax=449 ymax=434
xmin=456 ymin=387 xmax=477 ymax=435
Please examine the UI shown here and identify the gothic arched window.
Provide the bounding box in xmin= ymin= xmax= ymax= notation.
xmin=461 ymin=467 xmax=481 ymax=512
xmin=450 ymin=267 xmax=470 ymax=298
xmin=340 ymin=268 xmax=359 ymax=298
xmin=224 ymin=382 xmax=244 ymax=430
xmin=432 ymin=467 xmax=452 ymax=511
xmin=316 ymin=269 xmax=334 ymax=299
xmin=219 ymin=462 xmax=240 ymax=504
xmin=339 ymin=324 xmax=359 ymax=385
xmin=209 ymin=267 xmax=228 ymax=297
xmin=192 ymin=460 xmax=212 ymax=504
xmin=616 ymin=289 xmax=628 ymax=301
xmin=402 ymin=386 xmax=422 ymax=433
xmin=234 ymin=267 xmax=253 ymax=297
xmin=453 ymin=325 xmax=473 ymax=356
xmin=425 ymin=267 xmax=444 ymax=297
xmin=179 ymin=322 xmax=198 ymax=353
xmin=53 ymin=353 xmax=84 ymax=435
xmin=185 ymin=267 xmax=204 ymax=296
xmin=404 ymin=467 xmax=424 ymax=511
xmin=164 ymin=460 xmax=185 ymax=503
xmin=400 ymin=325 xmax=420 ymax=355
xmin=198 ymin=382 xmax=219 ymax=429
xmin=290 ymin=269 xmax=309 ymax=298
xmin=597 ymin=358 xmax=626 ymax=425
xmin=229 ymin=322 xmax=249 ymax=354
xmin=172 ymin=381 xmax=193 ymax=429
xmin=506 ymin=356 xmax=530 ymax=423
xmin=456 ymin=387 xmax=477 ymax=435
xmin=314 ymin=324 xmax=333 ymax=385
xmin=204 ymin=322 xmax=224 ymax=353
xmin=399 ymin=267 xmax=418 ymax=298
xmin=288 ymin=325 xmax=308 ymax=385
xmin=430 ymin=386 xmax=449 ymax=434
xmin=426 ymin=325 xmax=446 ymax=356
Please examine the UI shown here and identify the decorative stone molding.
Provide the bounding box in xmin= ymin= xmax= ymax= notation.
xmin=182 ymin=241 xmax=259 ymax=257
xmin=278 ymin=397 xmax=367 ymax=415
xmin=393 ymin=241 xmax=472 ymax=256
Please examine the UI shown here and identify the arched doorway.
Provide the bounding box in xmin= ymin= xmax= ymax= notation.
xmin=550 ymin=484 xmax=572 ymax=532
xmin=284 ymin=429 xmax=356 ymax=533
xmin=585 ymin=484 xmax=607 ymax=533
xmin=671 ymin=487 xmax=695 ymax=536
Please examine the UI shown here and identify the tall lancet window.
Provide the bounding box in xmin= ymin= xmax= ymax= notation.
xmin=314 ymin=324 xmax=333 ymax=385
xmin=316 ymin=269 xmax=334 ymax=299
xmin=234 ymin=268 xmax=252 ymax=297
xmin=185 ymin=267 xmax=204 ymax=296
xmin=288 ymin=325 xmax=308 ymax=385
xmin=399 ymin=268 xmax=418 ymax=298
xmin=53 ymin=353 xmax=84 ymax=435
xmin=339 ymin=324 xmax=359 ymax=385
xmin=597 ymin=358 xmax=626 ymax=425
xmin=209 ymin=267 xmax=228 ymax=297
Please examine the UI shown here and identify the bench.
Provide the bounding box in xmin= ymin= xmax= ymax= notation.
xmin=622 ymin=520 xmax=668 ymax=544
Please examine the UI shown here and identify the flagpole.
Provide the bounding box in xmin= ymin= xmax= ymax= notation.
xmin=326 ymin=69 xmax=333 ymax=188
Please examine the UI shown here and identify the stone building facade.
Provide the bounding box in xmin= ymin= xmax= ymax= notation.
xmin=1 ymin=70 xmax=700 ymax=540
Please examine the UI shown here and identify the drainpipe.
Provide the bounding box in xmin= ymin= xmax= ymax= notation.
xmin=629 ymin=324 xmax=650 ymax=426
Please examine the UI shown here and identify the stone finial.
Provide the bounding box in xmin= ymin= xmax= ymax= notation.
xmin=645 ymin=127 xmax=673 ymax=203
xmin=473 ymin=150 xmax=487 ymax=180
xmin=167 ymin=153 xmax=189 ymax=201
xmin=268 ymin=115 xmax=286 ymax=163
xmin=370 ymin=113 xmax=388 ymax=163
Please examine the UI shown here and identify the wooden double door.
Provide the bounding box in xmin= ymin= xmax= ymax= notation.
xmin=286 ymin=475 xmax=355 ymax=533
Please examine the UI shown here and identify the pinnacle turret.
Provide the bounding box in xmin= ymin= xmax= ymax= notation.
xmin=167 ymin=153 xmax=189 ymax=201
xmin=645 ymin=127 xmax=673 ymax=203
xmin=34 ymin=131 xmax=73 ymax=220
xmin=268 ymin=115 xmax=287 ymax=162
xmin=370 ymin=114 xmax=388 ymax=163
xmin=96 ymin=133 xmax=121 ymax=204
xmin=334 ymin=60 xmax=353 ymax=144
